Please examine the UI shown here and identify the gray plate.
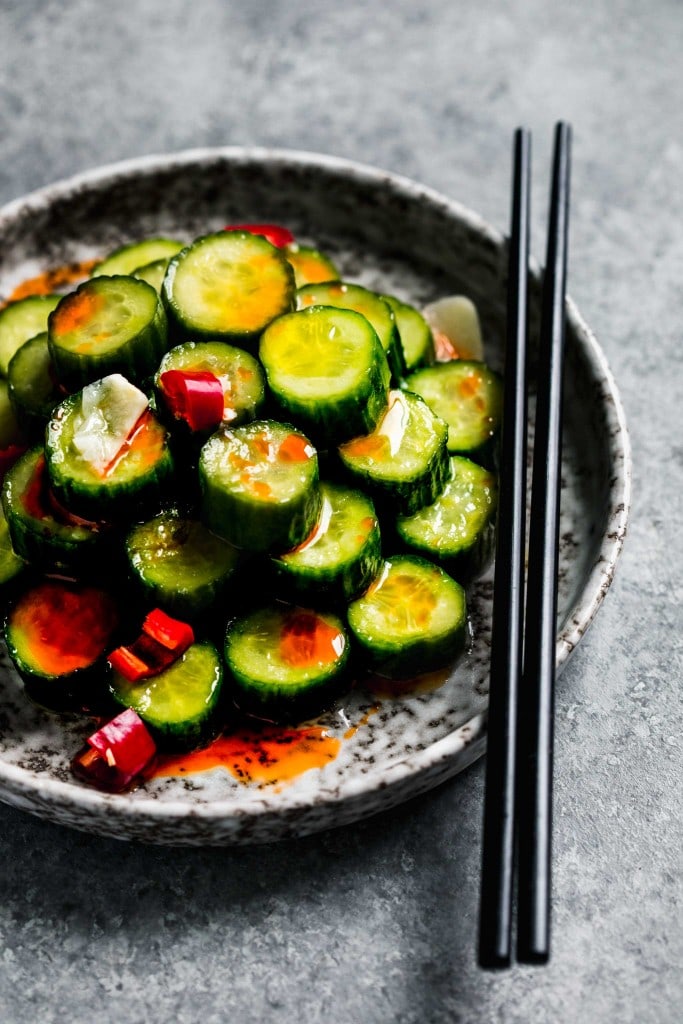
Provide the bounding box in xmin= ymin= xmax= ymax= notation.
xmin=0 ymin=148 xmax=631 ymax=845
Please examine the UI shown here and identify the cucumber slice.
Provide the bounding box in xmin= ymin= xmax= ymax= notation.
xmin=396 ymin=456 xmax=498 ymax=581
xmin=48 ymin=276 xmax=168 ymax=388
xmin=347 ymin=555 xmax=467 ymax=679
xmin=383 ymin=295 xmax=435 ymax=370
xmin=2 ymin=447 xmax=113 ymax=570
xmin=338 ymin=389 xmax=449 ymax=515
xmin=126 ymin=510 xmax=242 ymax=622
xmin=405 ymin=361 xmax=503 ymax=465
xmin=110 ymin=641 xmax=223 ymax=751
xmin=0 ymin=294 xmax=60 ymax=376
xmin=199 ymin=420 xmax=320 ymax=552
xmin=270 ymin=481 xmax=382 ymax=604
xmin=297 ymin=281 xmax=406 ymax=383
xmin=259 ymin=306 xmax=390 ymax=444
xmin=162 ymin=232 xmax=295 ymax=346
xmin=92 ymin=238 xmax=184 ymax=278
xmin=285 ymin=244 xmax=340 ymax=287
xmin=225 ymin=604 xmax=350 ymax=720
xmin=132 ymin=258 xmax=171 ymax=293
xmin=0 ymin=378 xmax=26 ymax=449
xmin=7 ymin=332 xmax=63 ymax=439
xmin=5 ymin=579 xmax=119 ymax=710
xmin=155 ymin=340 xmax=265 ymax=430
xmin=45 ymin=377 xmax=174 ymax=520
xmin=0 ymin=499 xmax=25 ymax=591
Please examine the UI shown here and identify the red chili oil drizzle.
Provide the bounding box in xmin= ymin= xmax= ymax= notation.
xmin=23 ymin=453 xmax=104 ymax=529
xmin=362 ymin=666 xmax=453 ymax=698
xmin=1 ymin=259 xmax=98 ymax=307
xmin=153 ymin=724 xmax=342 ymax=786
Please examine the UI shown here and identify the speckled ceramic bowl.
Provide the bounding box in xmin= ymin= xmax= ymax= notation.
xmin=0 ymin=148 xmax=630 ymax=845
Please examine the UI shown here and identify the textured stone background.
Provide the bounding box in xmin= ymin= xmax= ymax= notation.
xmin=0 ymin=1 xmax=681 ymax=1022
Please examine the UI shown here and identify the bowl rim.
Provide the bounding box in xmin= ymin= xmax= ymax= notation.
xmin=0 ymin=146 xmax=632 ymax=828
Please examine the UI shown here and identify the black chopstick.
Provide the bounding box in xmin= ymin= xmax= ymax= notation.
xmin=515 ymin=121 xmax=572 ymax=964
xmin=478 ymin=127 xmax=531 ymax=969
xmin=478 ymin=122 xmax=571 ymax=969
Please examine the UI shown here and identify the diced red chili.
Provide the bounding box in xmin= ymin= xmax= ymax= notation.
xmin=142 ymin=608 xmax=194 ymax=653
xmin=223 ymin=223 xmax=295 ymax=248
xmin=159 ymin=370 xmax=225 ymax=432
xmin=108 ymin=610 xmax=194 ymax=682
xmin=71 ymin=708 xmax=157 ymax=792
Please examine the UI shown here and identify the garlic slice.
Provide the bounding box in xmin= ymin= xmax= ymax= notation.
xmin=73 ymin=374 xmax=149 ymax=473
xmin=422 ymin=295 xmax=484 ymax=362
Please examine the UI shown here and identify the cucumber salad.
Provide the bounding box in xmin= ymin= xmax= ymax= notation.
xmin=0 ymin=224 xmax=502 ymax=792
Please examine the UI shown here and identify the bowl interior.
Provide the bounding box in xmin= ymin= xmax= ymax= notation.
xmin=0 ymin=150 xmax=630 ymax=843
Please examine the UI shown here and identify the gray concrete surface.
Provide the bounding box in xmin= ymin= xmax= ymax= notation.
xmin=0 ymin=1 xmax=681 ymax=1021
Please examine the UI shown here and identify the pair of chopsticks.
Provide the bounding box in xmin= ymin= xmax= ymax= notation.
xmin=478 ymin=122 xmax=572 ymax=968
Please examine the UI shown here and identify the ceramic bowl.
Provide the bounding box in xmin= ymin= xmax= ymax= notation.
xmin=0 ymin=149 xmax=631 ymax=844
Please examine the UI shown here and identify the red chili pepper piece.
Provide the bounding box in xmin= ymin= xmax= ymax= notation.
xmin=159 ymin=370 xmax=224 ymax=432
xmin=108 ymin=610 xmax=195 ymax=682
xmin=223 ymin=223 xmax=295 ymax=248
xmin=88 ymin=708 xmax=157 ymax=777
xmin=71 ymin=708 xmax=157 ymax=792
xmin=142 ymin=608 xmax=194 ymax=652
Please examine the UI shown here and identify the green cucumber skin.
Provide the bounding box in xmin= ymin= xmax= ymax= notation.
xmin=125 ymin=511 xmax=243 ymax=623
xmin=110 ymin=641 xmax=224 ymax=752
xmin=45 ymin=395 xmax=175 ymax=522
xmin=201 ymin=468 xmax=321 ymax=554
xmin=296 ymin=282 xmax=406 ymax=385
xmin=7 ymin=333 xmax=62 ymax=440
xmin=225 ymin=612 xmax=351 ymax=722
xmin=383 ymin=295 xmax=435 ymax=371
xmin=347 ymin=556 xmax=468 ymax=679
xmin=162 ymin=233 xmax=296 ymax=348
xmin=92 ymin=238 xmax=184 ymax=278
xmin=2 ymin=448 xmax=115 ymax=571
xmin=394 ymin=456 xmax=498 ymax=582
xmin=198 ymin=423 xmax=321 ymax=554
xmin=405 ymin=362 xmax=503 ymax=469
xmin=47 ymin=277 xmax=170 ymax=389
xmin=269 ymin=484 xmax=383 ymax=605
xmin=339 ymin=435 xmax=450 ymax=517
xmin=260 ymin=308 xmax=391 ymax=446
xmin=0 ymin=294 xmax=61 ymax=377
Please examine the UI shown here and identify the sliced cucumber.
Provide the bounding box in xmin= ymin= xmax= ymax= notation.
xmin=92 ymin=238 xmax=184 ymax=278
xmin=383 ymin=295 xmax=435 ymax=371
xmin=47 ymin=276 xmax=168 ymax=388
xmin=259 ymin=306 xmax=390 ymax=444
xmin=199 ymin=420 xmax=320 ymax=552
xmin=5 ymin=579 xmax=119 ymax=710
xmin=0 ymin=378 xmax=26 ymax=449
xmin=7 ymin=332 xmax=63 ymax=439
xmin=2 ymin=447 xmax=112 ymax=570
xmin=396 ymin=456 xmax=497 ymax=581
xmin=285 ymin=244 xmax=340 ymax=287
xmin=347 ymin=555 xmax=467 ymax=679
xmin=0 ymin=499 xmax=25 ymax=592
xmin=110 ymin=641 xmax=223 ymax=751
xmin=270 ymin=481 xmax=382 ymax=604
xmin=0 ymin=294 xmax=60 ymax=376
xmin=155 ymin=340 xmax=265 ymax=431
xmin=405 ymin=361 xmax=503 ymax=465
xmin=296 ymin=281 xmax=406 ymax=383
xmin=225 ymin=604 xmax=350 ymax=720
xmin=126 ymin=510 xmax=242 ymax=622
xmin=45 ymin=377 xmax=174 ymax=520
xmin=132 ymin=258 xmax=171 ymax=293
xmin=162 ymin=232 xmax=295 ymax=346
xmin=338 ymin=389 xmax=449 ymax=515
